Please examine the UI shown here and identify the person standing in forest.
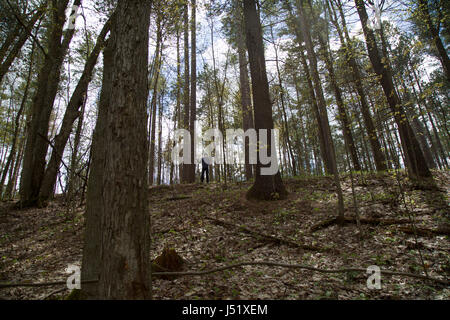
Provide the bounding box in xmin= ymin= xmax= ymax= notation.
xmin=201 ymin=156 xmax=210 ymax=183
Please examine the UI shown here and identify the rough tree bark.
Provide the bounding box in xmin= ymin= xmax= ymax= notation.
xmin=81 ymin=0 xmax=152 ymax=299
xmin=243 ymin=0 xmax=288 ymax=200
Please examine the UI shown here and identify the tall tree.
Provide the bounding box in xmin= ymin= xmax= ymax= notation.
xmin=38 ymin=17 xmax=111 ymax=202
xmin=355 ymin=0 xmax=432 ymax=179
xmin=0 ymin=32 xmax=36 ymax=194
xmin=19 ymin=0 xmax=81 ymax=206
xmin=0 ymin=1 xmax=46 ymax=85
xmin=149 ymin=12 xmax=163 ymax=186
xmin=243 ymin=0 xmax=287 ymax=200
xmin=181 ymin=1 xmax=190 ymax=183
xmin=81 ymin=0 xmax=152 ymax=299
xmin=415 ymin=0 xmax=450 ymax=81
xmin=269 ymin=24 xmax=298 ymax=176
xmin=188 ymin=0 xmax=197 ymax=183
xmin=233 ymin=0 xmax=254 ymax=181
xmin=288 ymin=0 xmax=337 ymax=175
xmin=308 ymin=5 xmax=362 ymax=172
xmin=328 ymin=0 xmax=387 ymax=172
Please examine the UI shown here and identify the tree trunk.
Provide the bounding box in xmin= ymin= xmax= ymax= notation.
xmin=292 ymin=0 xmax=347 ymax=219
xmin=188 ymin=0 xmax=197 ymax=183
xmin=355 ymin=0 xmax=431 ymax=179
xmin=0 ymin=23 xmax=21 ymax=64
xmin=243 ymin=0 xmax=287 ymax=201
xmin=0 ymin=36 xmax=35 ymax=194
xmin=182 ymin=2 xmax=190 ymax=183
xmin=170 ymin=27 xmax=182 ymax=184
xmin=19 ymin=0 xmax=81 ymax=207
xmin=411 ymin=66 xmax=449 ymax=168
xmin=290 ymin=0 xmax=337 ymax=175
xmin=5 ymin=134 xmax=25 ymax=199
xmin=0 ymin=3 xmax=45 ymax=85
xmin=398 ymin=78 xmax=436 ymax=169
xmin=81 ymin=0 xmax=151 ymax=300
xmin=329 ymin=0 xmax=387 ymax=171
xmin=157 ymin=86 xmax=164 ymax=185
xmin=234 ymin=0 xmax=254 ymax=181
xmin=38 ymin=17 xmax=110 ymax=202
xmin=270 ymin=25 xmax=298 ymax=176
xmin=66 ymin=95 xmax=86 ymax=202
xmin=149 ymin=16 xmax=162 ymax=186
xmin=315 ymin=28 xmax=361 ymax=171
xmin=417 ymin=0 xmax=450 ymax=81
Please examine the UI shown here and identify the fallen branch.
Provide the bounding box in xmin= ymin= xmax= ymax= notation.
xmin=154 ymin=227 xmax=185 ymax=235
xmin=1 ymin=261 xmax=448 ymax=290
xmin=153 ymin=261 xmax=449 ymax=285
xmin=40 ymin=287 xmax=67 ymax=300
xmin=0 ymin=279 xmax=97 ymax=290
xmin=206 ymin=217 xmax=331 ymax=252
xmin=163 ymin=196 xmax=192 ymax=201
xmin=310 ymin=216 xmax=412 ymax=232
xmin=399 ymin=226 xmax=450 ymax=237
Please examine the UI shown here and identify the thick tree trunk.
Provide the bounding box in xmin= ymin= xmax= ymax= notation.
xmin=81 ymin=0 xmax=151 ymax=300
xmin=355 ymin=0 xmax=431 ymax=179
xmin=243 ymin=0 xmax=287 ymax=200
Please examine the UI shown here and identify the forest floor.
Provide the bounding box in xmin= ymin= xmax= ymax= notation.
xmin=0 ymin=170 xmax=449 ymax=300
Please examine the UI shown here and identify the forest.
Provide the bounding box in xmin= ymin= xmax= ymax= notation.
xmin=0 ymin=0 xmax=449 ymax=302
